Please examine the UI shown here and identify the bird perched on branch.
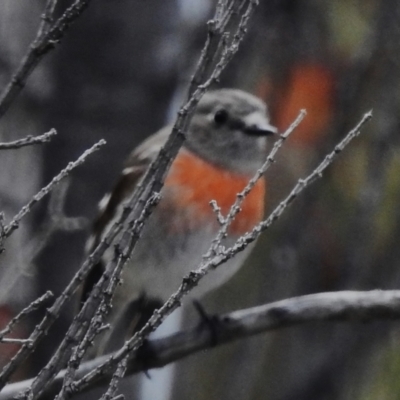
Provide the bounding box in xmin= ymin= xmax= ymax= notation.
xmin=81 ymin=88 xmax=277 ymax=355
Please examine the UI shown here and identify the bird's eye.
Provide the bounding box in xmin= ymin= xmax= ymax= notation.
xmin=214 ymin=109 xmax=229 ymax=125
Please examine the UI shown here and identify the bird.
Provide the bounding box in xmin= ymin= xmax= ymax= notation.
xmin=81 ymin=88 xmax=277 ymax=356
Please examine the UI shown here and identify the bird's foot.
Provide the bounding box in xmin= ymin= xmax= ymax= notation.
xmin=192 ymin=300 xmax=221 ymax=347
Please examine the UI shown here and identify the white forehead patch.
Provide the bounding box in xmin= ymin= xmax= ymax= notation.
xmin=244 ymin=111 xmax=277 ymax=136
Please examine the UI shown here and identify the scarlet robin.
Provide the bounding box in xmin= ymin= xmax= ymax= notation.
xmin=82 ymin=88 xmax=277 ymax=355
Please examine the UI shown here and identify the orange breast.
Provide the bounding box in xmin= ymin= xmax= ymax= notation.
xmin=163 ymin=150 xmax=265 ymax=235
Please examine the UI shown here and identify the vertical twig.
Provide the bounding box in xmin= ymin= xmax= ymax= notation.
xmin=0 ymin=0 xmax=92 ymax=119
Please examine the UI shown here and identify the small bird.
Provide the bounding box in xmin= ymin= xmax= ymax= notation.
xmin=81 ymin=88 xmax=277 ymax=355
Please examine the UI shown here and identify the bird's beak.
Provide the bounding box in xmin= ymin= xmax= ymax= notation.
xmin=244 ymin=122 xmax=278 ymax=136
xmin=241 ymin=112 xmax=278 ymax=136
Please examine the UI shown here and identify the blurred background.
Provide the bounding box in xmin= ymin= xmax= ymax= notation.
xmin=1 ymin=0 xmax=400 ymax=399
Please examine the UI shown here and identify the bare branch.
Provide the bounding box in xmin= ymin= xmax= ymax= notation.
xmin=55 ymin=302 xmax=108 ymax=400
xmin=225 ymin=110 xmax=373 ymax=256
xmin=19 ymin=193 xmax=160 ymax=400
xmin=98 ymin=356 xmax=128 ymax=400
xmin=189 ymin=0 xmax=250 ymax=95
xmin=0 ymin=140 xmax=105 ymax=391
xmin=110 ymin=395 xmax=124 ymax=400
xmin=3 ymin=139 xmax=105 ymax=240
xmin=0 ymin=213 xmax=5 ymax=254
xmin=54 ymin=215 xmax=147 ymax=400
xmin=0 ymin=291 xmax=53 ymax=342
xmin=0 ymin=181 xmax=88 ymax=304
xmin=207 ymin=109 xmax=307 ymax=258
xmin=1 ymin=289 xmax=400 ymax=400
xmin=38 ymin=0 xmax=60 ymax=37
xmin=0 ymin=0 xmax=92 ymax=119
xmin=209 ymin=200 xmax=225 ymax=225
xmin=0 ymin=339 xmax=32 ymax=345
xmin=0 ymin=129 xmax=57 ymax=150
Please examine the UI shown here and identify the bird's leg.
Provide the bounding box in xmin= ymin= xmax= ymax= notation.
xmin=192 ymin=299 xmax=221 ymax=347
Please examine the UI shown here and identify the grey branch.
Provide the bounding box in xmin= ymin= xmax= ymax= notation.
xmin=0 ymin=0 xmax=91 ymax=119
xmin=224 ymin=110 xmax=373 ymax=256
xmin=0 ymin=140 xmax=105 ymax=391
xmin=0 ymin=292 xmax=53 ymax=342
xmin=3 ymin=139 xmax=105 ymax=240
xmin=21 ymin=193 xmax=160 ymax=400
xmin=38 ymin=0 xmax=60 ymax=37
xmin=55 ymin=194 xmax=160 ymax=400
xmin=207 ymin=109 xmax=307 ymax=258
xmin=0 ymin=129 xmax=57 ymax=150
xmin=1 ymin=289 xmax=400 ymax=400
xmin=0 ymin=181 xmax=88 ymax=305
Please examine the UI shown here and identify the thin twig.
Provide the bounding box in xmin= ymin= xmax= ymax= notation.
xmin=98 ymin=356 xmax=128 ymax=400
xmin=0 ymin=181 xmax=88 ymax=304
xmin=18 ymin=193 xmax=160 ymax=400
xmin=38 ymin=0 xmax=60 ymax=37
xmin=0 ymin=291 xmax=53 ymax=342
xmin=209 ymin=200 xmax=225 ymax=225
xmin=0 ymin=140 xmax=106 ymax=391
xmin=110 ymin=395 xmax=124 ymax=400
xmin=54 ymin=222 xmax=141 ymax=400
xmin=0 ymin=339 xmax=33 ymax=345
xmin=189 ymin=0 xmax=245 ymax=95
xmin=4 ymin=139 xmax=105 ymax=239
xmin=206 ymin=109 xmax=307 ymax=258
xmin=0 ymin=0 xmax=92 ymax=119
xmin=54 ymin=302 xmax=107 ymax=400
xmin=0 ymin=129 xmax=57 ymax=150
xmin=226 ymin=110 xmax=373 ymax=257
xmin=0 ymin=213 xmax=5 ymax=254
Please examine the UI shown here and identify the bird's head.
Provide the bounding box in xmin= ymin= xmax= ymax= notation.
xmin=186 ymin=89 xmax=277 ymax=175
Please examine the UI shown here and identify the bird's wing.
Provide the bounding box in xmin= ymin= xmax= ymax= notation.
xmin=80 ymin=126 xmax=172 ymax=306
